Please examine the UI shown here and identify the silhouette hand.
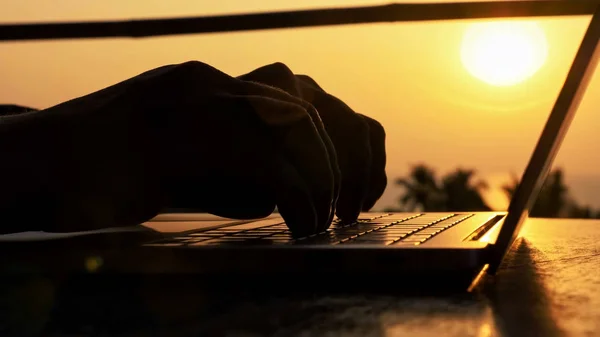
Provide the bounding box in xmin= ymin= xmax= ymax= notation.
xmin=0 ymin=61 xmax=337 ymax=236
xmin=239 ymin=63 xmax=387 ymax=222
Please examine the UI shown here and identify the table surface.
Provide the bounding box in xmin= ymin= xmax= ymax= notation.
xmin=185 ymin=219 xmax=600 ymax=337
xmin=3 ymin=218 xmax=600 ymax=337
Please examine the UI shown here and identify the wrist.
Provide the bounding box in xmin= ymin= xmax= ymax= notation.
xmin=0 ymin=111 xmax=59 ymax=231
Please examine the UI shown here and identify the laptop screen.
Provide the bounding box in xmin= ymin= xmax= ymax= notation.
xmin=491 ymin=7 xmax=600 ymax=268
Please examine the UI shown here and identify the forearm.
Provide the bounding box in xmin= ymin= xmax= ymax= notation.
xmin=0 ymin=104 xmax=39 ymax=116
xmin=0 ymin=111 xmax=60 ymax=232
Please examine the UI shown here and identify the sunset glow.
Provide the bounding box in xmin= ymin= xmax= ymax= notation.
xmin=461 ymin=21 xmax=549 ymax=86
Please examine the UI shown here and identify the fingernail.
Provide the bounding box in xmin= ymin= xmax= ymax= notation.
xmin=277 ymin=188 xmax=318 ymax=237
xmin=335 ymin=195 xmax=363 ymax=223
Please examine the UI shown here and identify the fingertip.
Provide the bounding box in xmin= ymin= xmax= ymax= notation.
xmin=363 ymin=174 xmax=387 ymax=211
xmin=335 ymin=190 xmax=364 ymax=223
xmin=335 ymin=206 xmax=361 ymax=224
xmin=278 ymin=191 xmax=318 ymax=238
xmin=272 ymin=158 xmax=319 ymax=237
xmin=281 ymin=114 xmax=335 ymax=233
xmin=358 ymin=113 xmax=387 ymax=213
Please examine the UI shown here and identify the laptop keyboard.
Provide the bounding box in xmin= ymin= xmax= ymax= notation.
xmin=145 ymin=213 xmax=474 ymax=247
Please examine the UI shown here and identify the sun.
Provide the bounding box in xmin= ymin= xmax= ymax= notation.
xmin=461 ymin=21 xmax=548 ymax=87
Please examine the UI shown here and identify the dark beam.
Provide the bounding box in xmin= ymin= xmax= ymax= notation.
xmin=0 ymin=1 xmax=598 ymax=42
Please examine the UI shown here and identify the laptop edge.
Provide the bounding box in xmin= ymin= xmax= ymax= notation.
xmin=488 ymin=5 xmax=600 ymax=273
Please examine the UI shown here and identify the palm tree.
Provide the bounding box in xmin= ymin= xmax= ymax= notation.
xmin=501 ymin=173 xmax=520 ymax=200
xmin=395 ymin=164 xmax=445 ymax=211
xmin=535 ymin=169 xmax=569 ymax=218
xmin=567 ymin=203 xmax=594 ymax=219
xmin=394 ymin=165 xmax=490 ymax=212
xmin=502 ymin=168 xmax=570 ymax=218
xmin=441 ymin=168 xmax=491 ymax=211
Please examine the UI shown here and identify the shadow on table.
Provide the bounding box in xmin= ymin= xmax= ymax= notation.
xmin=483 ymin=238 xmax=564 ymax=337
xmin=1 ymin=238 xmax=563 ymax=336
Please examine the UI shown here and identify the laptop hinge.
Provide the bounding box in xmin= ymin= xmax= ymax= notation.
xmin=464 ymin=215 xmax=504 ymax=242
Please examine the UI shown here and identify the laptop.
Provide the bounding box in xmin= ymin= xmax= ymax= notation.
xmin=1 ymin=3 xmax=599 ymax=291
xmin=95 ymin=6 xmax=594 ymax=286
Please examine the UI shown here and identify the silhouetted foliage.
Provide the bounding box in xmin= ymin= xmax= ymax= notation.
xmin=389 ymin=164 xmax=491 ymax=212
xmin=441 ymin=168 xmax=491 ymax=212
xmin=501 ymin=168 xmax=600 ymax=219
xmin=393 ymin=164 xmax=445 ymax=212
xmin=390 ymin=165 xmax=599 ymax=219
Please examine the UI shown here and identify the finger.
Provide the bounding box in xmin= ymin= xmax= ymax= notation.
xmin=270 ymin=102 xmax=335 ymax=233
xmin=292 ymin=76 xmax=368 ymax=222
xmin=300 ymin=105 xmax=340 ymax=229
xmin=238 ymin=62 xmax=301 ymax=98
xmin=295 ymin=74 xmax=326 ymax=92
xmin=358 ymin=114 xmax=387 ymax=211
xmin=223 ymin=94 xmax=335 ymax=234
xmin=335 ymin=116 xmax=372 ymax=222
xmin=271 ymin=155 xmax=318 ymax=237
xmin=234 ymin=80 xmax=339 ymax=229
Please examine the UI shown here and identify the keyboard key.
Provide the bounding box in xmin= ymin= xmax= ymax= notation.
xmin=380 ymin=225 xmax=418 ymax=230
xmin=254 ymin=228 xmax=287 ymax=233
xmin=332 ymin=234 xmax=358 ymax=241
xmin=345 ymin=239 xmax=395 ymax=245
xmin=207 ymin=241 xmax=270 ymax=246
xmin=398 ymin=237 xmax=430 ymax=244
xmin=178 ymin=238 xmax=206 ymax=243
xmin=362 ymin=230 xmax=403 ymax=237
xmin=208 ymin=230 xmax=240 ymax=234
xmin=264 ymin=238 xmax=293 ymax=243
xmin=357 ymin=212 xmax=392 ymax=220
xmin=364 ymin=233 xmax=409 ymax=241
xmin=268 ymin=233 xmax=294 ymax=238
xmin=213 ymin=236 xmax=238 ymax=240
xmin=269 ymin=225 xmax=289 ymax=229
xmin=232 ymin=232 xmax=270 ymax=238
xmin=348 ymin=224 xmax=387 ymax=231
xmin=360 ymin=231 xmax=396 ymax=237
xmin=428 ymin=224 xmax=451 ymax=229
xmin=382 ymin=214 xmax=421 ymax=220
xmin=210 ymin=237 xmax=251 ymax=241
xmin=223 ymin=219 xmax=286 ymax=230
xmin=391 ymin=241 xmax=420 ymax=246
xmin=405 ymin=234 xmax=432 ymax=239
xmin=189 ymin=232 xmax=226 ymax=237
xmin=377 ymin=229 xmax=417 ymax=235
xmin=298 ymin=235 xmax=344 ymax=245
xmin=331 ymin=229 xmax=365 ymax=236
xmin=416 ymin=229 xmax=442 ymax=236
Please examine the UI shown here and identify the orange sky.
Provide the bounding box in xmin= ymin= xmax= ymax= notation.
xmin=1 ymin=1 xmax=599 ymax=210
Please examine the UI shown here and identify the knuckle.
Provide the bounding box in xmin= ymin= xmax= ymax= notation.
xmin=352 ymin=114 xmax=371 ymax=138
xmin=175 ymin=60 xmax=206 ymax=71
xmin=169 ymin=60 xmax=230 ymax=83
xmin=369 ymin=118 xmax=386 ymax=139
xmin=359 ymin=114 xmax=386 ymax=139
xmin=264 ymin=62 xmax=294 ymax=75
xmin=242 ymin=62 xmax=301 ymax=98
